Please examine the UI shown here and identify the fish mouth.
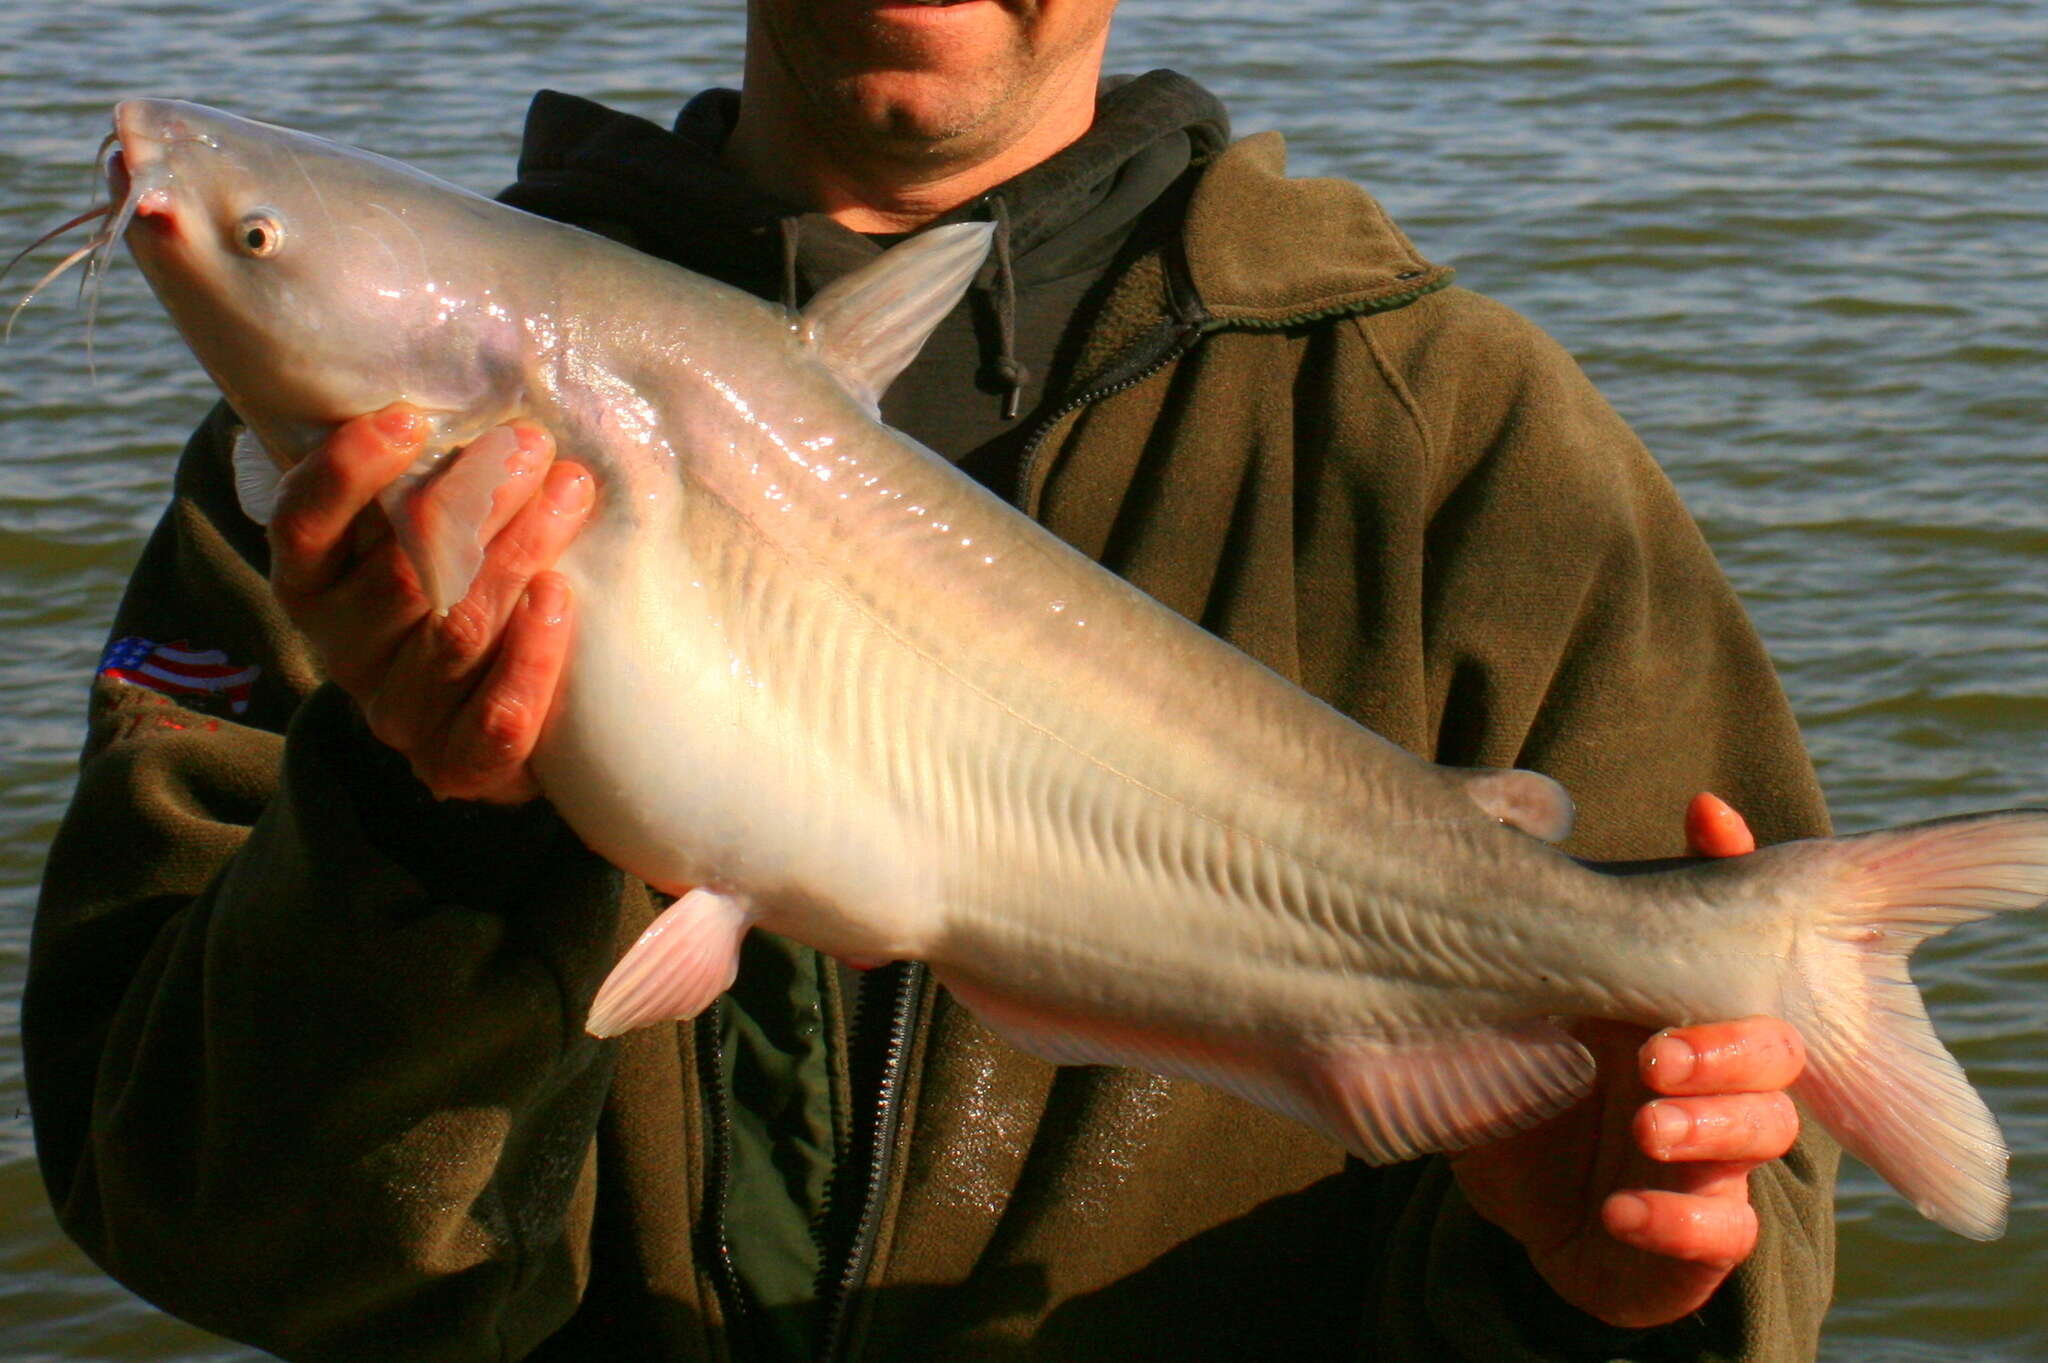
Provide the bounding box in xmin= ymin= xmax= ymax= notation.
xmin=0 ymin=102 xmax=183 ymax=348
xmin=105 ymin=145 xmax=132 ymax=206
xmin=109 ymin=101 xmax=187 ymax=231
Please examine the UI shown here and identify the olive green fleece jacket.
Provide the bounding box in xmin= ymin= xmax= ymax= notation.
xmin=27 ymin=131 xmax=1837 ymax=1362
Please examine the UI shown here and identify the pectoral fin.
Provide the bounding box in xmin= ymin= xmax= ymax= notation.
xmin=376 ymin=425 xmax=525 ymax=615
xmin=937 ymin=971 xmax=1596 ymax=1163
xmin=586 ymin=888 xmax=757 ymax=1038
xmin=231 ymin=424 xmax=283 ymax=525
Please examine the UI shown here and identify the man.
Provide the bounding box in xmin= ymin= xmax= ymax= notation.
xmin=27 ymin=1 xmax=1837 ymax=1359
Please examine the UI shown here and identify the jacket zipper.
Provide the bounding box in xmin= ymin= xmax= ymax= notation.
xmin=1011 ymin=265 xmax=1455 ymax=512
xmin=1012 ymin=269 xmax=1211 ymax=512
xmin=710 ymin=254 xmax=1449 ymax=1361
xmin=695 ymin=1000 xmax=756 ymax=1359
xmin=707 ymin=300 xmax=1203 ymax=1362
xmin=759 ymin=264 xmax=1210 ymax=1362
xmin=815 ymin=960 xmax=929 ymax=1362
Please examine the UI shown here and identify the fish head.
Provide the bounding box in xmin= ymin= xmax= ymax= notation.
xmin=109 ymin=99 xmax=524 ymax=464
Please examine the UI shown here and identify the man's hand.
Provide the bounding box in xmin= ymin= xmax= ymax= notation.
xmin=267 ymin=404 xmax=594 ymax=803
xmin=1447 ymin=793 xmax=1805 ymax=1329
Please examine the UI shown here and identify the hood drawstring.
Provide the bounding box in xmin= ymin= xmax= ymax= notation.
xmin=778 ymin=216 xmax=801 ymax=315
xmin=984 ymin=196 xmax=1027 ymax=420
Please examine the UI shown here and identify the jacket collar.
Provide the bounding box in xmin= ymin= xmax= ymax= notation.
xmin=1016 ymin=133 xmax=1454 ymax=515
xmin=1185 ymin=132 xmax=1452 ymax=327
xmin=1050 ymin=130 xmax=1454 ymax=402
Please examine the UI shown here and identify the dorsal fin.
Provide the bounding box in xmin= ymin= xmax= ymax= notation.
xmin=800 ymin=221 xmax=994 ymax=416
xmin=230 ymin=424 xmax=283 ymax=525
xmin=1455 ymin=768 xmax=1576 ymax=843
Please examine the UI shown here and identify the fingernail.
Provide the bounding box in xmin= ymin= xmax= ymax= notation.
xmin=512 ymin=422 xmax=555 ymax=458
xmin=1644 ymin=1030 xmax=1696 ymax=1086
xmin=1606 ymin=1193 xmax=1650 ymax=1234
xmin=375 ymin=406 xmax=422 ymax=443
xmin=1647 ymin=1102 xmax=1692 ymax=1152
xmin=547 ymin=466 xmax=593 ymax=514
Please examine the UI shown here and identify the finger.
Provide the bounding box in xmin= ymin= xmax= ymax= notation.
xmin=293 ymin=543 xmax=427 ymax=695
xmin=1643 ymin=1158 xmax=1756 ymax=1206
xmin=457 ymin=458 xmax=594 ymax=627
xmin=1637 ymin=1092 xmax=1800 ymax=1164
xmin=429 ymin=573 xmax=574 ymax=802
xmin=1640 ymin=1017 xmax=1805 ymax=1096
xmin=269 ymin=406 xmax=428 ymax=599
xmin=425 ymin=458 xmax=592 ymax=672
xmin=492 ymin=424 xmax=558 ymax=536
xmin=368 ymin=458 xmax=589 ymax=753
xmin=1602 ymin=1188 xmax=1759 ymax=1269
xmin=1684 ymin=791 xmax=1756 ymax=858
xmin=359 ymin=462 xmax=592 ymax=757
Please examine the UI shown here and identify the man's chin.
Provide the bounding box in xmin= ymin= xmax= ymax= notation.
xmin=817 ymin=70 xmax=1022 ymax=160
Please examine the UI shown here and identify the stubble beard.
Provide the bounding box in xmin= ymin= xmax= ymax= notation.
xmin=769 ymin=14 xmax=1061 ymax=169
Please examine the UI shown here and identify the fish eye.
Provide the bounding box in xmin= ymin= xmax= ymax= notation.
xmin=235 ymin=211 xmax=284 ymax=257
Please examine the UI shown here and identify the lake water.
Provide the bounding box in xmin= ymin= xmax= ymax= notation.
xmin=0 ymin=2 xmax=2042 ymax=1358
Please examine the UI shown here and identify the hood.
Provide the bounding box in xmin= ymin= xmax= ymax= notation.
xmin=499 ymin=72 xmax=1230 ymax=478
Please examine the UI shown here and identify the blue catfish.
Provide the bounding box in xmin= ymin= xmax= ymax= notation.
xmin=61 ymin=98 xmax=2047 ymax=1240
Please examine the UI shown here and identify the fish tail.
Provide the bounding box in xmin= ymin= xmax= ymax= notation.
xmin=1770 ymin=809 xmax=2048 ymax=1239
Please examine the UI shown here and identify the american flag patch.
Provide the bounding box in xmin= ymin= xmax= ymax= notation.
xmin=98 ymin=637 xmax=260 ymax=715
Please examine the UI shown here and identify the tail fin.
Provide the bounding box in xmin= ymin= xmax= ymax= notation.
xmin=1774 ymin=809 xmax=2048 ymax=1239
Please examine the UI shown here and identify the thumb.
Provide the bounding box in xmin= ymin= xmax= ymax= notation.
xmin=1684 ymin=792 xmax=1755 ymax=858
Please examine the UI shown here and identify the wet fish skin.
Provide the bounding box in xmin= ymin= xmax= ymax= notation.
xmin=95 ymin=98 xmax=2048 ymax=1240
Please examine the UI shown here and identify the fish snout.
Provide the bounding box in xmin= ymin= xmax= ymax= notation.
xmin=108 ymin=101 xmax=199 ymax=232
xmin=112 ymin=98 xmax=216 ymax=158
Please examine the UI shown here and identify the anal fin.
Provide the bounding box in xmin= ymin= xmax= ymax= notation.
xmin=586 ymin=887 xmax=757 ymax=1038
xmin=936 ymin=971 xmax=1596 ymax=1163
xmin=1306 ymin=1021 xmax=1597 ymax=1162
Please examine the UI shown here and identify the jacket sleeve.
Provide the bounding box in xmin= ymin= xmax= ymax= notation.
xmin=1340 ymin=290 xmax=1838 ymax=1361
xmin=23 ymin=405 xmax=648 ymax=1362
